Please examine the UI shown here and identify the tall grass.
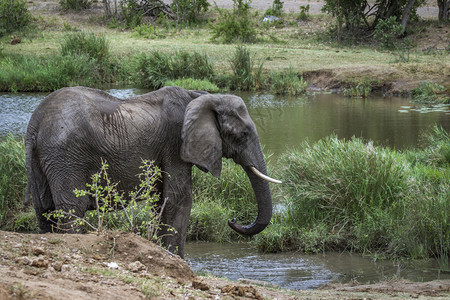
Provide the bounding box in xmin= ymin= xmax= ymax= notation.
xmin=136 ymin=50 xmax=214 ymax=90
xmin=0 ymin=135 xmax=26 ymax=225
xmin=269 ymin=67 xmax=307 ymax=96
xmin=256 ymin=127 xmax=449 ymax=262
xmin=188 ymin=159 xmax=257 ymax=242
xmin=0 ymin=32 xmax=126 ymax=92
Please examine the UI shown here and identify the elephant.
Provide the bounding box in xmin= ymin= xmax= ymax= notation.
xmin=25 ymin=86 xmax=280 ymax=257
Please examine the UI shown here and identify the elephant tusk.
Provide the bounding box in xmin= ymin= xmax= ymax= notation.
xmin=250 ymin=166 xmax=282 ymax=184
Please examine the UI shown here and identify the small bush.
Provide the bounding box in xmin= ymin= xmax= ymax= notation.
xmin=134 ymin=23 xmax=159 ymax=39
xmin=265 ymin=0 xmax=284 ymax=17
xmin=297 ymin=4 xmax=310 ymax=21
xmin=0 ymin=0 xmax=32 ymax=36
xmin=374 ymin=16 xmax=403 ymax=50
xmin=211 ymin=0 xmax=259 ymax=43
xmin=136 ymin=50 xmax=214 ymax=90
xmin=0 ymin=134 xmax=27 ymax=227
xmin=59 ymin=0 xmax=91 ymax=11
xmin=343 ymin=78 xmax=373 ymax=98
xmin=411 ymin=81 xmax=450 ymax=104
xmin=268 ymin=67 xmax=307 ymax=96
xmin=228 ymin=45 xmax=265 ymax=91
xmin=164 ymin=78 xmax=219 ymax=93
xmin=172 ymin=0 xmax=210 ymax=25
xmin=120 ymin=0 xmax=143 ymax=28
xmin=61 ymin=32 xmax=110 ymax=62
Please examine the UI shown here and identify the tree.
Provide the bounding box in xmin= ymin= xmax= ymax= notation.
xmin=437 ymin=0 xmax=449 ymax=22
xmin=321 ymin=0 xmax=426 ymax=41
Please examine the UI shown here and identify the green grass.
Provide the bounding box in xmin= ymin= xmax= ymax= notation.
xmin=255 ymin=127 xmax=449 ymax=262
xmin=187 ymin=159 xmax=258 ymax=242
xmin=0 ymin=134 xmax=28 ymax=228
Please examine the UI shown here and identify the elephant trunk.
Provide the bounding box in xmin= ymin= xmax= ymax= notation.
xmin=228 ymin=163 xmax=273 ymax=236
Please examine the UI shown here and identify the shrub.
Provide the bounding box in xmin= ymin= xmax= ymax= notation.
xmin=0 ymin=0 xmax=32 ymax=37
xmin=172 ymin=0 xmax=210 ymax=25
xmin=60 ymin=32 xmax=110 ymax=62
xmin=297 ymin=4 xmax=310 ymax=21
xmin=120 ymin=0 xmax=143 ymax=28
xmin=44 ymin=160 xmax=169 ymax=242
xmin=374 ymin=16 xmax=403 ymax=50
xmin=411 ymin=81 xmax=450 ymax=104
xmin=136 ymin=50 xmax=214 ymax=90
xmin=342 ymin=78 xmax=373 ymax=98
xmin=59 ymin=0 xmax=91 ymax=11
xmin=256 ymin=132 xmax=450 ymax=261
xmin=268 ymin=67 xmax=307 ymax=96
xmin=0 ymin=54 xmax=107 ymax=92
xmin=211 ymin=0 xmax=259 ymax=43
xmin=164 ymin=78 xmax=219 ymax=93
xmin=265 ymin=0 xmax=284 ymax=17
xmin=0 ymin=134 xmax=27 ymax=227
xmin=228 ymin=45 xmax=265 ymax=91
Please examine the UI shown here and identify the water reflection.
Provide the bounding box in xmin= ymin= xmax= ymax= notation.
xmin=242 ymin=93 xmax=450 ymax=156
xmin=185 ymin=242 xmax=450 ymax=290
xmin=1 ymin=90 xmax=448 ymax=154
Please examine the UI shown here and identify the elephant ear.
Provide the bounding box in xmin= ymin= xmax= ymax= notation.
xmin=181 ymin=95 xmax=222 ymax=178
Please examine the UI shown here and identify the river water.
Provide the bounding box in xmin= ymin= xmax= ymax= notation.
xmin=1 ymin=88 xmax=449 ymax=289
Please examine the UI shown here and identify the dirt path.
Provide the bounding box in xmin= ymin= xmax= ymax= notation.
xmin=0 ymin=230 xmax=449 ymax=299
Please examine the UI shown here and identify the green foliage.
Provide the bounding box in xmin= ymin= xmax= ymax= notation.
xmin=172 ymin=0 xmax=210 ymax=25
xmin=0 ymin=0 xmax=32 ymax=37
xmin=188 ymin=159 xmax=257 ymax=242
xmin=59 ymin=0 xmax=91 ymax=11
xmin=134 ymin=23 xmax=159 ymax=39
xmin=256 ymin=131 xmax=449 ymax=261
xmin=297 ymin=4 xmax=310 ymax=21
xmin=265 ymin=0 xmax=284 ymax=17
xmin=13 ymin=208 xmax=39 ymax=232
xmin=44 ymin=160 xmax=169 ymax=242
xmin=136 ymin=50 xmax=214 ymax=90
xmin=120 ymin=0 xmax=143 ymax=28
xmin=411 ymin=81 xmax=450 ymax=104
xmin=211 ymin=0 xmax=259 ymax=43
xmin=268 ymin=67 xmax=307 ymax=96
xmin=228 ymin=45 xmax=265 ymax=91
xmin=0 ymin=134 xmax=26 ymax=226
xmin=343 ymin=78 xmax=373 ymax=98
xmin=321 ymin=0 xmax=425 ymax=44
xmin=60 ymin=32 xmax=110 ymax=62
xmin=374 ymin=16 xmax=403 ymax=50
xmin=164 ymin=78 xmax=219 ymax=93
xmin=0 ymin=54 xmax=112 ymax=92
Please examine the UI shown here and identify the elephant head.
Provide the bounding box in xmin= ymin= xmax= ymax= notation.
xmin=180 ymin=93 xmax=280 ymax=236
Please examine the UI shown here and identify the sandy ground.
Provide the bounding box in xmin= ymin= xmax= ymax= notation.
xmin=1 ymin=230 xmax=449 ymax=299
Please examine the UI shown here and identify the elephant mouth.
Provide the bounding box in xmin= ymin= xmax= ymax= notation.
xmin=249 ymin=166 xmax=282 ymax=184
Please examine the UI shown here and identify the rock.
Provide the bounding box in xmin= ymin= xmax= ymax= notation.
xmin=192 ymin=280 xmax=209 ymax=291
xmin=32 ymin=247 xmax=46 ymax=256
xmin=128 ymin=261 xmax=146 ymax=273
xmin=53 ymin=261 xmax=63 ymax=272
xmin=31 ymin=257 xmax=49 ymax=268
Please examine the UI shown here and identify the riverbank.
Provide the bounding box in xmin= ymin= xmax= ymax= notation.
xmin=1 ymin=0 xmax=448 ymax=95
xmin=1 ymin=230 xmax=449 ymax=299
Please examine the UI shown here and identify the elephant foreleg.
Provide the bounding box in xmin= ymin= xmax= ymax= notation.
xmin=158 ymin=165 xmax=193 ymax=258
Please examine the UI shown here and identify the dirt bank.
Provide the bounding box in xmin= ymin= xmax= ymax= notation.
xmin=0 ymin=230 xmax=449 ymax=299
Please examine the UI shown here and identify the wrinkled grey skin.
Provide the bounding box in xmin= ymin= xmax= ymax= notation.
xmin=25 ymin=86 xmax=273 ymax=257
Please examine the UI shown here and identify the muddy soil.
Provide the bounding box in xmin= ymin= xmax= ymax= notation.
xmin=1 ymin=230 xmax=449 ymax=299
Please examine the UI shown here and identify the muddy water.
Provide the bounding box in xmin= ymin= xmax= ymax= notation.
xmin=185 ymin=242 xmax=450 ymax=290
